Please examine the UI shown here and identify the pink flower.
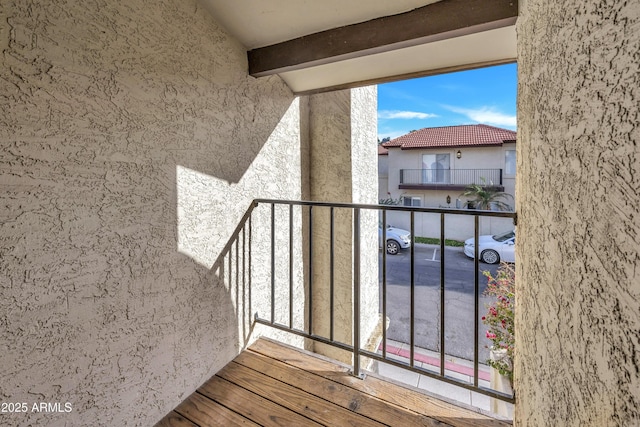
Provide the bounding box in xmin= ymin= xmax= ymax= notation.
xmin=486 ymin=331 xmax=497 ymax=339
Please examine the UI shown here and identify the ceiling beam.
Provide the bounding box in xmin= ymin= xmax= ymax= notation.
xmin=248 ymin=0 xmax=518 ymax=77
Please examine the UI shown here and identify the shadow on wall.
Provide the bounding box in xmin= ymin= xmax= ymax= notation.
xmin=197 ymin=223 xmax=253 ymax=364
xmin=0 ymin=0 xmax=311 ymax=425
xmin=130 ymin=88 xmax=304 ymax=424
xmin=166 ymin=89 xmax=312 ymax=403
xmin=166 ymin=79 xmax=297 ymax=185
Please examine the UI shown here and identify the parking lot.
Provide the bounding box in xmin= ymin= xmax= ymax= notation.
xmin=379 ymin=243 xmax=503 ymax=361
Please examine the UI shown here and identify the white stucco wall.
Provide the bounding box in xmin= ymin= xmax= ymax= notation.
xmin=385 ymin=210 xmax=515 ymax=242
xmin=517 ymin=0 xmax=639 ymax=425
xmin=378 ymin=153 xmax=389 ymax=201
xmin=0 ymin=1 xmax=311 ymax=425
xmin=307 ymin=87 xmax=380 ymax=363
xmin=351 ymin=87 xmax=381 ymax=354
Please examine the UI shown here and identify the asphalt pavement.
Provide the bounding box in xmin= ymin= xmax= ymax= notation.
xmin=379 ymin=243 xmax=503 ymax=362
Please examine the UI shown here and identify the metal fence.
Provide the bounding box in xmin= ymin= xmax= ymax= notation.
xmin=400 ymin=168 xmax=503 ymax=186
xmin=235 ymin=199 xmax=516 ymax=404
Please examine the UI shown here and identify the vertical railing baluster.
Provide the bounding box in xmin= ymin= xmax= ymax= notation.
xmin=289 ymin=203 xmax=294 ymax=329
xmin=440 ymin=212 xmax=446 ymax=376
xmin=353 ymin=208 xmax=361 ymax=377
xmin=235 ymin=232 xmax=240 ymax=325
xmin=330 ymin=207 xmax=335 ymax=342
xmin=271 ymin=203 xmax=275 ymax=324
xmin=242 ymin=224 xmax=246 ymax=339
xmin=474 ymin=214 xmax=480 ymax=387
xmin=229 ymin=239 xmax=233 ymax=309
xmin=410 ymin=210 xmax=415 ymax=368
xmin=249 ymin=213 xmax=253 ymax=321
xmin=382 ymin=208 xmax=387 ymax=359
xmin=308 ymin=205 xmax=313 ymax=336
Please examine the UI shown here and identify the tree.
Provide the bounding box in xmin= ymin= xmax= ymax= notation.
xmin=460 ymin=179 xmax=513 ymax=211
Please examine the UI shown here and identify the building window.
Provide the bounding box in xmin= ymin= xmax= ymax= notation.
xmin=505 ymin=150 xmax=516 ymax=176
xmin=422 ymin=154 xmax=450 ymax=183
xmin=403 ymin=196 xmax=421 ymax=207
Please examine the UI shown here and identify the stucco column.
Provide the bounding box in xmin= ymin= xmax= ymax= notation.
xmin=307 ymin=87 xmax=379 ymax=365
xmin=517 ymin=0 xmax=639 ymax=425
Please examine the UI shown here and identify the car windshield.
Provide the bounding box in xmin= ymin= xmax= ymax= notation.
xmin=492 ymin=230 xmax=515 ymax=242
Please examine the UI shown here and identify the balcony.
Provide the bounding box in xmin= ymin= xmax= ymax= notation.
xmin=157 ymin=200 xmax=516 ymax=425
xmin=399 ymin=169 xmax=504 ymax=191
xmin=156 ymin=338 xmax=511 ymax=426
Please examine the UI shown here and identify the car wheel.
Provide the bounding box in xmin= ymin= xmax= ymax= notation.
xmin=481 ymin=249 xmax=500 ymax=264
xmin=386 ymin=240 xmax=400 ymax=255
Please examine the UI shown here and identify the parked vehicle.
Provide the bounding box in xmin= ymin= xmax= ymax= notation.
xmin=464 ymin=230 xmax=515 ymax=264
xmin=379 ymin=225 xmax=412 ymax=255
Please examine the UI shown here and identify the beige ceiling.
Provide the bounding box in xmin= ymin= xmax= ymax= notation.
xmin=199 ymin=0 xmax=442 ymax=48
xmin=279 ymin=26 xmax=516 ymax=93
xmin=198 ymin=0 xmax=517 ymax=93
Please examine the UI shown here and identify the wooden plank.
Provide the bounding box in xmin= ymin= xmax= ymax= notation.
xmin=154 ymin=411 xmax=199 ymax=427
xmin=233 ymin=349 xmax=446 ymax=427
xmin=174 ymin=392 xmax=260 ymax=427
xmin=248 ymin=0 xmax=518 ymax=77
xmin=198 ymin=375 xmax=325 ymax=427
xmin=218 ymin=361 xmax=387 ymax=427
xmin=249 ymin=339 xmax=511 ymax=427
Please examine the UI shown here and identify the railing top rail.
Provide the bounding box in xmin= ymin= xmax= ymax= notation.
xmin=253 ymin=198 xmax=516 ymax=219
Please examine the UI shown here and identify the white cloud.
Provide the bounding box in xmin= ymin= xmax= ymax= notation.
xmin=378 ymin=124 xmax=420 ymax=140
xmin=378 ymin=110 xmax=438 ymax=120
xmin=443 ymin=105 xmax=517 ymax=128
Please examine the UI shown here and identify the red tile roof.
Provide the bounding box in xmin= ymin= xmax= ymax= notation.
xmin=378 ymin=144 xmax=389 ymax=155
xmin=382 ymin=124 xmax=516 ymax=150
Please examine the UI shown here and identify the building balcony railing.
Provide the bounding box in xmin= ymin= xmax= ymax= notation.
xmin=220 ymin=199 xmax=517 ymax=408
xmin=399 ymin=168 xmax=503 ymax=191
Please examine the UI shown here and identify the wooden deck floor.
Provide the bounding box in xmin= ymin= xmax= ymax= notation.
xmin=155 ymin=338 xmax=511 ymax=427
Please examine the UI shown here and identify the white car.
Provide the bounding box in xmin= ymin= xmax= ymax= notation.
xmin=464 ymin=230 xmax=515 ymax=264
xmin=379 ymin=225 xmax=412 ymax=255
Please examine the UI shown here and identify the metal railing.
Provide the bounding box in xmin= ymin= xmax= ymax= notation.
xmin=400 ymin=169 xmax=503 ymax=186
xmin=232 ymin=199 xmax=516 ymax=404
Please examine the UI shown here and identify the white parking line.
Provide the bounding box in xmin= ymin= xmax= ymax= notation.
xmin=425 ymin=248 xmax=439 ymax=262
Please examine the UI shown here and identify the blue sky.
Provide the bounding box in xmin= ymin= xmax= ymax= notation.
xmin=377 ymin=63 xmax=517 ymax=141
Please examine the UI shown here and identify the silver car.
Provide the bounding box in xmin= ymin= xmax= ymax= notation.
xmin=379 ymin=225 xmax=412 ymax=255
xmin=464 ymin=230 xmax=515 ymax=264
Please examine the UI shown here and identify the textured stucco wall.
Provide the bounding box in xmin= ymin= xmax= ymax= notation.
xmin=0 ymin=1 xmax=308 ymax=425
xmin=350 ymin=86 xmax=380 ymax=353
xmin=516 ymin=0 xmax=639 ymax=425
xmin=308 ymin=87 xmax=379 ymax=362
xmin=309 ymin=90 xmax=353 ymax=357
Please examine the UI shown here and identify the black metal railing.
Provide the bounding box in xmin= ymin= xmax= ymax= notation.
xmin=400 ymin=169 xmax=503 ymax=186
xmin=230 ymin=199 xmax=516 ymax=404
